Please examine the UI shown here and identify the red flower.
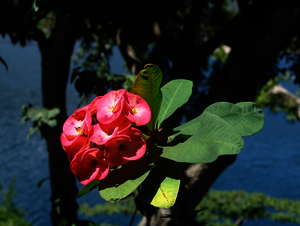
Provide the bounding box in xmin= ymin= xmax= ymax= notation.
xmin=106 ymin=127 xmax=147 ymax=166
xmin=96 ymin=89 xmax=151 ymax=127
xmin=96 ymin=89 xmax=126 ymax=124
xmin=88 ymin=96 xmax=103 ymax=114
xmin=70 ymin=147 xmax=109 ymax=185
xmin=90 ymin=124 xmax=127 ymax=145
xmin=61 ymin=106 xmax=92 ymax=160
xmin=60 ymin=89 xmax=152 ymax=185
xmin=99 ymin=116 xmax=132 ymax=136
xmin=125 ymin=91 xmax=151 ymax=126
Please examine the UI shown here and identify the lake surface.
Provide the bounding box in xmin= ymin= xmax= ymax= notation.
xmin=0 ymin=38 xmax=300 ymax=226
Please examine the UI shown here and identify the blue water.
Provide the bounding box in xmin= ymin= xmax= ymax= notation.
xmin=212 ymin=110 xmax=300 ymax=226
xmin=0 ymin=38 xmax=300 ymax=226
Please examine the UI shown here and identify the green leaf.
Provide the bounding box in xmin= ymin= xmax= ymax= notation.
xmin=21 ymin=104 xmax=60 ymax=137
xmin=234 ymin=102 xmax=264 ymax=136
xmin=131 ymin=64 xmax=163 ymax=129
xmin=48 ymin=108 xmax=60 ymax=118
xmin=100 ymin=170 xmax=150 ymax=201
xmin=162 ymin=111 xmax=244 ymax=163
xmin=150 ymin=177 xmax=180 ymax=208
xmin=162 ymin=102 xmax=264 ymax=163
xmin=176 ymin=102 xmax=264 ymax=137
xmin=156 ymin=79 xmax=193 ymax=128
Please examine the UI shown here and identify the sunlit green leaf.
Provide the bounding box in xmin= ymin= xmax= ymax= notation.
xmin=150 ymin=177 xmax=180 ymax=208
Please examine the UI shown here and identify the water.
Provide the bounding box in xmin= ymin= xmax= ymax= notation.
xmin=1 ymin=38 xmax=300 ymax=226
xmin=212 ymin=110 xmax=300 ymax=226
xmin=213 ymin=110 xmax=300 ymax=197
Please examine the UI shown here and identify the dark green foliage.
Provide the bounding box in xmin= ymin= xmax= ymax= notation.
xmin=197 ymin=190 xmax=300 ymax=226
xmin=256 ymin=72 xmax=300 ymax=121
xmin=212 ymin=45 xmax=230 ymax=63
xmin=71 ymin=67 xmax=135 ymax=102
xmin=0 ymin=182 xmax=31 ymax=226
xmin=79 ymin=199 xmax=135 ymax=226
xmin=21 ymin=104 xmax=60 ymax=137
xmin=80 ymin=200 xmax=135 ymax=217
xmin=70 ymin=24 xmax=122 ymax=100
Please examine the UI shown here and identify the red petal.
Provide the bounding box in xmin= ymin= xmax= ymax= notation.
xmin=80 ymin=166 xmax=109 ymax=185
xmin=63 ymin=106 xmax=92 ymax=137
xmin=106 ymin=128 xmax=146 ymax=166
xmin=88 ymin=96 xmax=103 ymax=114
xmin=99 ymin=116 xmax=131 ymax=135
xmin=96 ymin=89 xmax=126 ymax=124
xmin=71 ymin=148 xmax=109 ymax=185
xmin=60 ymin=133 xmax=88 ymax=160
xmin=125 ymin=91 xmax=151 ymax=126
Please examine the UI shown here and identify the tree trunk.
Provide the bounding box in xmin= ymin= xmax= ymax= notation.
xmin=38 ymin=12 xmax=78 ymax=226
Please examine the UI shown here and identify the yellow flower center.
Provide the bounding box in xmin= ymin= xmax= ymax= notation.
xmin=108 ymin=104 xmax=117 ymax=113
xmin=131 ymin=107 xmax=138 ymax=114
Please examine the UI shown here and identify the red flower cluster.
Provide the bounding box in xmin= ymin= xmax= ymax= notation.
xmin=60 ymin=89 xmax=151 ymax=185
